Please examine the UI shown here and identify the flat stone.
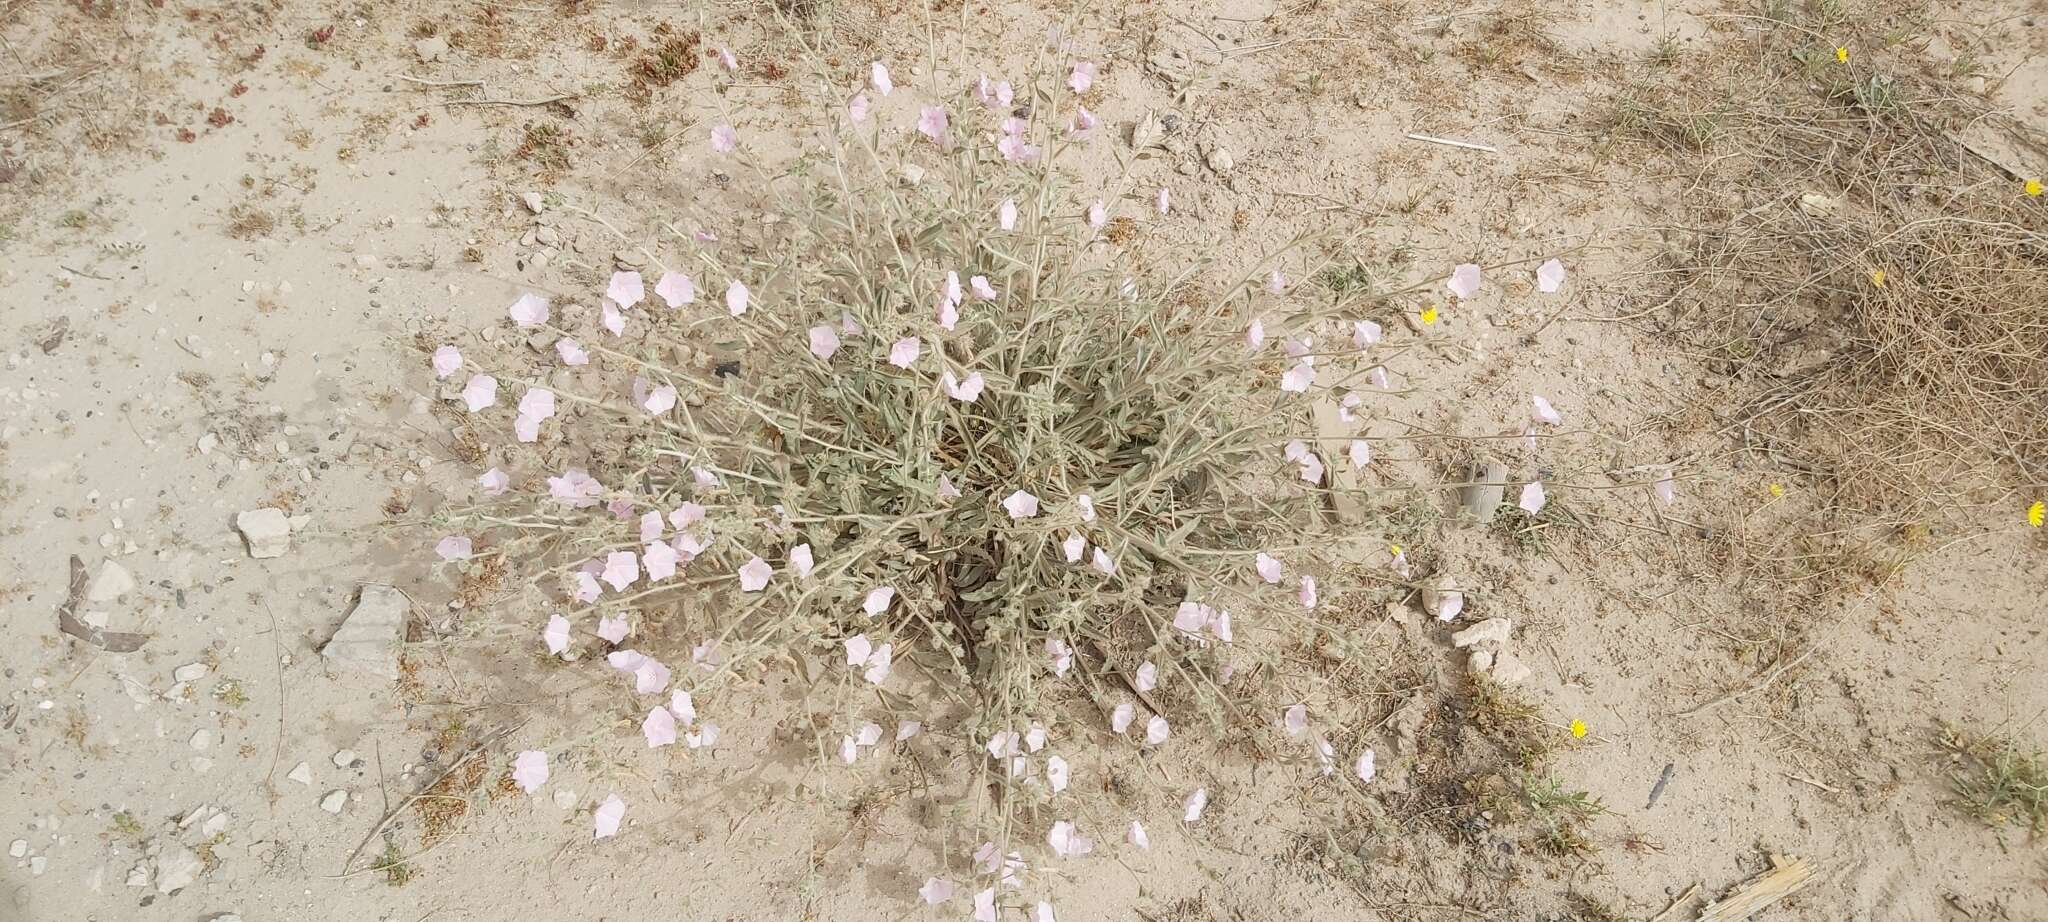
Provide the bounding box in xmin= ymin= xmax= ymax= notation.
xmin=319 ymin=790 xmax=348 ymax=814
xmin=1460 ymin=459 xmax=1507 ymax=525
xmin=413 ymin=36 xmax=448 ymax=62
xmin=319 ymin=585 xmax=407 ymax=679
xmin=332 ymin=749 xmax=357 ymax=768
xmin=173 ymin=663 xmax=209 ymax=683
xmin=520 ymin=191 xmax=545 ymax=214
xmin=1467 ymin=649 xmax=1494 ymax=673
xmin=234 ymin=508 xmax=292 ymax=558
xmin=1491 ymin=650 xmax=1532 ymax=684
xmin=154 ymin=846 xmax=203 ymax=893
xmin=287 ymin=762 xmax=313 ymax=785
xmin=1451 ymin=618 xmax=1512 ymax=649
xmin=87 ymin=560 xmax=136 ymax=602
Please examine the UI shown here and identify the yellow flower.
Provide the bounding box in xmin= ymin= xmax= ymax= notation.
xmin=1835 ymin=46 xmax=1849 ymax=63
xmin=1568 ymin=718 xmax=1588 ymax=739
xmin=1388 ymin=543 xmax=1403 ymax=556
xmin=2027 ymin=178 xmax=2044 ymax=197
xmin=2029 ymin=501 xmax=2045 ymax=528
xmin=1419 ymin=306 xmax=1439 ymax=325
xmin=1868 ymin=269 xmax=1885 ymax=289
xmin=1768 ymin=482 xmax=1785 ymax=498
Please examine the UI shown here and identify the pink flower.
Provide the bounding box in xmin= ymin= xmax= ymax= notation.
xmin=1352 ymin=319 xmax=1383 ymax=347
xmin=970 ymin=275 xmax=996 ymax=300
xmin=1173 ymin=601 xmax=1210 ymax=633
xmin=1298 ymin=575 xmax=1318 ymax=609
xmin=1349 ymin=439 xmax=1371 ymax=468
xmin=669 ymin=502 xmax=706 ymax=528
xmin=1283 ymin=704 xmax=1308 ymax=737
xmin=897 ymin=720 xmax=921 ymax=740
xmin=643 ymin=541 xmax=680 ymax=580
xmin=861 ymin=643 xmax=891 ymax=684
xmin=1002 ymin=490 xmax=1039 ymax=519
xmin=1183 ymin=787 xmax=1208 ymax=822
xmin=710 ymin=124 xmax=738 ymax=153
xmin=937 ymin=474 xmax=961 ymax=500
xmin=1087 ymin=199 xmax=1106 ymax=229
xmin=644 ymin=384 xmax=678 ymax=415
xmin=1068 ymin=61 xmax=1096 ymax=93
xmin=1076 ymin=494 xmax=1096 ymax=521
xmin=888 ymin=337 xmax=920 ymax=368
xmin=1061 ymin=532 xmax=1086 ymax=562
xmin=435 ymin=535 xmax=473 ymax=561
xmin=556 ymin=338 xmax=590 ymax=365
xmin=461 ymin=374 xmax=497 ymax=411
xmin=1071 ymin=104 xmax=1097 ymax=136
xmin=1338 ymin=393 xmax=1364 ymax=423
xmin=542 ymin=615 xmax=571 ymax=655
xmin=518 ymin=387 xmax=556 ymax=422
xmin=670 ymin=689 xmax=696 ymax=723
xmin=1127 ymin=820 xmax=1149 ymax=849
xmin=512 ymin=750 xmax=549 ymax=792
xmin=654 ymin=271 xmax=695 ymax=308
xmin=1136 ymin=661 xmax=1157 ymax=692
xmin=974 ymin=888 xmax=997 ymax=922
xmin=737 ymin=556 xmax=771 ymax=591
xmin=607 ymin=271 xmax=645 ymax=309
xmin=601 ymin=551 xmax=639 ymax=591
xmin=1048 ymin=637 xmax=1073 ymax=675
xmin=862 ymin=586 xmax=895 ymax=616
xmin=1447 ymin=263 xmax=1482 ymax=300
xmin=920 ymin=878 xmax=956 ymax=905
xmin=1518 ymin=481 xmax=1547 ymax=514
xmin=573 ymin=571 xmax=600 ymax=603
xmin=789 ymin=543 xmax=815 ymax=578
xmin=1654 ymin=471 xmax=1677 ymax=505
xmin=1268 ymin=270 xmax=1289 ymax=294
xmin=1436 ymin=590 xmax=1464 ymax=622
xmin=1369 ymin=366 xmax=1391 ymax=389
xmin=847 ymin=92 xmax=870 ymax=122
xmin=1047 ymin=820 xmax=1093 ymax=857
xmin=725 ymin=280 xmax=749 ymax=316
xmin=1530 ymin=393 xmax=1562 ymax=425
xmin=1111 ymin=702 xmax=1134 ymax=733
xmin=1280 ymin=362 xmax=1315 ymax=393
xmin=1145 ymin=715 xmax=1170 ymax=746
xmin=1255 ymin=552 xmax=1282 ymax=583
xmin=717 ymin=46 xmax=738 ymax=70
xmin=1246 ymin=317 xmax=1266 ymax=350
xmin=973 ymin=74 xmax=1013 ymax=109
xmin=870 ymin=61 xmax=893 ymax=95
xmin=808 ymin=325 xmax=840 ymax=360
xmin=597 ymin=615 xmax=630 ymax=643
xmin=478 ymin=467 xmax=510 ymax=495
xmin=593 ymin=794 xmax=625 ymax=840
xmin=937 ymin=297 xmax=959 ymax=332
xmin=601 ymin=300 xmax=626 ymax=336
xmin=508 ymin=292 xmax=549 ymax=327
xmin=917 ymin=105 xmax=950 ymax=145
xmin=431 ymin=345 xmax=462 ymax=378
xmin=1536 ymin=258 xmax=1566 ymax=293
xmin=1156 ymin=186 xmax=1171 ymax=215
xmin=1090 ymin=546 xmax=1115 ymax=575
xmin=942 ymin=370 xmax=985 ymax=403
xmin=1355 ymin=749 xmax=1377 ymax=782
xmin=999 ymin=199 xmax=1018 ymax=230
xmin=643 ymin=705 xmax=677 ymax=747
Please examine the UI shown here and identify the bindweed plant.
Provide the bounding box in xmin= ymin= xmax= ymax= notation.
xmin=436 ymin=50 xmax=1436 ymax=904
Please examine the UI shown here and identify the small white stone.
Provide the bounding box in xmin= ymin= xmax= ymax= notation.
xmin=1450 ymin=617 xmax=1513 ymax=649
xmin=234 ymin=508 xmax=292 ymax=558
xmin=319 ymin=790 xmax=348 ymax=814
xmin=201 ymin=812 xmax=228 ymax=838
xmin=551 ymin=789 xmax=577 ymax=810
xmin=86 ymin=560 xmax=135 ymax=602
xmin=29 ymin=855 xmax=46 ymax=875
xmin=7 ymin=839 xmax=24 ymax=858
xmin=173 ymin=663 xmax=209 ymax=683
xmin=332 ymin=749 xmax=357 ymax=768
xmin=520 ymin=191 xmax=545 ymax=214
xmin=154 ymin=846 xmax=203 ymax=893
xmin=189 ymin=729 xmax=213 ymax=751
xmin=287 ymin=762 xmax=313 ymax=785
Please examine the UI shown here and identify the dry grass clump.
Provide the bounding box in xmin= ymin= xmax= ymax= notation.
xmin=1941 ymin=724 xmax=2048 ymax=835
xmin=1609 ymin=15 xmax=2047 ymax=531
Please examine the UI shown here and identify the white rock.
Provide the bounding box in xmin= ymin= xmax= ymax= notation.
xmin=1491 ymin=650 xmax=1532 ymax=684
xmin=29 ymin=855 xmax=45 ymax=875
xmin=189 ymin=729 xmax=213 ymax=751
xmin=154 ymin=846 xmax=203 ymax=893
xmin=196 ymin=432 xmax=218 ymax=455
xmin=86 ymin=560 xmax=136 ymax=602
xmin=287 ymin=762 xmax=313 ymax=785
xmin=319 ymin=790 xmax=348 ymax=814
xmin=206 ymin=915 xmax=245 ymax=922
xmin=8 ymin=839 xmax=23 ymax=858
xmin=520 ymin=191 xmax=545 ymax=214
xmin=201 ymin=812 xmax=229 ymax=838
xmin=1467 ymin=649 xmax=1495 ymax=673
xmin=190 ymin=757 xmax=213 ymax=774
xmin=319 ymin=585 xmax=406 ymax=678
xmin=413 ymin=36 xmax=448 ymax=62
xmin=551 ymin=789 xmax=577 ymax=810
xmin=234 ymin=508 xmax=292 ymax=558
xmin=333 ymin=749 xmax=357 ymax=767
xmin=173 ymin=663 xmax=209 ymax=683
xmin=1451 ymin=618 xmax=1513 ymax=649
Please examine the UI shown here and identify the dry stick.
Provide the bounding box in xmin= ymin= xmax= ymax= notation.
xmin=1646 ymin=884 xmax=1702 ymax=922
xmin=390 ymin=73 xmax=485 ymax=88
xmin=260 ymin=602 xmax=288 ymax=795
xmin=1404 ymin=132 xmax=1499 ymax=153
xmin=445 ymin=94 xmax=578 ymax=108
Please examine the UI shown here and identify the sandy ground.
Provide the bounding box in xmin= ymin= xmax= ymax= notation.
xmin=3 ymin=0 xmax=2045 ymax=920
